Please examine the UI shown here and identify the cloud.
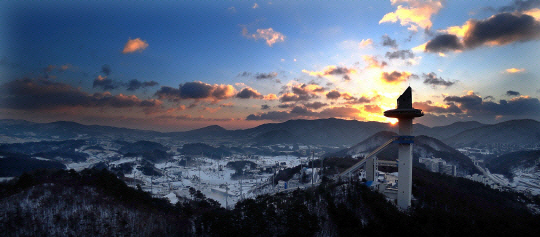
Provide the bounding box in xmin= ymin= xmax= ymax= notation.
xmin=326 ymin=90 xmax=341 ymax=100
xmin=380 ymin=71 xmax=417 ymax=84
xmin=341 ymin=93 xmax=373 ymax=104
xmin=318 ymin=106 xmax=362 ymax=118
xmin=413 ymin=101 xmax=463 ymax=113
xmin=422 ymin=72 xmax=456 ymax=87
xmin=506 ymin=68 xmax=526 ymax=73
xmin=261 ymin=104 xmax=270 ymax=110
xmin=93 ymin=76 xmax=159 ymax=91
xmin=255 ymin=72 xmax=278 ymax=79
xmin=506 ymin=90 xmax=521 ymax=96
xmin=44 ymin=65 xmax=56 ymax=73
xmin=126 ymin=79 xmax=159 ymax=91
xmin=245 ymin=105 xmax=362 ymax=121
xmin=290 ymin=83 xmax=326 ymax=96
xmin=463 ymin=13 xmax=540 ymax=48
xmin=122 ymin=38 xmax=149 ymax=54
xmin=242 ymin=27 xmax=286 ymax=46
xmin=155 ymin=81 xmax=236 ymax=102
xmin=263 ymin=93 xmax=278 ymax=100
xmin=303 ymin=102 xmax=328 ymax=110
xmin=238 ymin=72 xmax=252 ymax=77
xmin=359 ymin=39 xmax=373 ymax=48
xmin=425 ymin=34 xmax=464 ymax=52
xmin=382 ymin=34 xmax=398 ymax=48
xmin=302 ymin=65 xmax=357 ymax=77
xmin=443 ymin=91 xmax=540 ymax=116
xmin=0 ymin=78 xmax=161 ymax=112
xmin=101 ymin=64 xmax=111 ymax=76
xmin=362 ymin=55 xmax=388 ymax=69
xmin=59 ymin=64 xmax=72 ymax=71
xmin=498 ymin=0 xmax=540 ymax=12
xmin=246 ymin=110 xmax=298 ymax=121
xmin=379 ymin=0 xmax=444 ymax=31
xmin=425 ymin=12 xmax=540 ymax=53
xmin=228 ymin=6 xmax=236 ymax=13
xmin=385 ymin=49 xmax=415 ymax=60
xmin=201 ymin=106 xmax=221 ymax=113
xmin=42 ymin=64 xmax=75 ymax=78
xmin=278 ymin=104 xmax=294 ymax=109
xmin=220 ymin=102 xmax=234 ymax=108
xmin=93 ymin=75 xmax=120 ymax=90
xmin=236 ymin=87 xmax=264 ymax=99
xmin=279 ymin=93 xmax=315 ymax=103
xmin=252 ymin=3 xmax=259 ymax=9
xmin=364 ymin=105 xmax=383 ymax=113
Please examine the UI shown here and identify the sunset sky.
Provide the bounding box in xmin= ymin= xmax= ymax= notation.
xmin=1 ymin=0 xmax=540 ymax=131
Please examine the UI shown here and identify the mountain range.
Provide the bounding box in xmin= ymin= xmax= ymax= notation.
xmin=1 ymin=118 xmax=539 ymax=148
xmin=444 ymin=119 xmax=540 ymax=147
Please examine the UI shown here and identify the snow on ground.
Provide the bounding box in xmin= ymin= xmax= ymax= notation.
xmin=164 ymin=192 xmax=179 ymax=204
xmin=0 ymin=177 xmax=15 ymax=182
xmin=13 ymin=152 xmax=313 ymax=208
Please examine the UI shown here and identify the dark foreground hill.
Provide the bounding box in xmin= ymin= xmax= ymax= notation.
xmin=1 ymin=168 xmax=539 ymax=236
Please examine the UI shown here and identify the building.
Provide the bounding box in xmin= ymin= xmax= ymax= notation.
xmin=419 ymin=157 xmax=457 ymax=176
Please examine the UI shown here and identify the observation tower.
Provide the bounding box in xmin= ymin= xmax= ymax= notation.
xmin=384 ymin=87 xmax=423 ymax=209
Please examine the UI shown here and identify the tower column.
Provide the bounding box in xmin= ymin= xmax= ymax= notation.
xmin=397 ymin=117 xmax=413 ymax=210
xmin=384 ymin=86 xmax=423 ymax=210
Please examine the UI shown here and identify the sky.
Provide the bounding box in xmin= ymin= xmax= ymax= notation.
xmin=1 ymin=0 xmax=540 ymax=132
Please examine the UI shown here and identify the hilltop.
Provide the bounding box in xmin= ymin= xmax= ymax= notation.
xmin=330 ymin=131 xmax=479 ymax=175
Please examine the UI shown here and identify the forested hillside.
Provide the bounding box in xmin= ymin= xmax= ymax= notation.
xmin=1 ymin=167 xmax=539 ymax=236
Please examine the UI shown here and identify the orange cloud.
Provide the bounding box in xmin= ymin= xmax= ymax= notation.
xmin=243 ymin=27 xmax=286 ymax=46
xmin=380 ymin=71 xmax=416 ymax=84
xmin=362 ymin=55 xmax=387 ymax=69
xmin=441 ymin=20 xmax=473 ymax=38
xmin=379 ymin=0 xmax=443 ymax=31
xmin=524 ymin=8 xmax=540 ymax=21
xmin=122 ymin=38 xmax=149 ymax=54
xmin=263 ymin=93 xmax=278 ymax=100
xmin=302 ymin=65 xmax=357 ymax=77
xmin=359 ymin=39 xmax=373 ymax=48
xmin=412 ymin=42 xmax=427 ymax=52
xmin=505 ymin=68 xmax=526 ymax=73
xmin=363 ymin=105 xmax=382 ymax=113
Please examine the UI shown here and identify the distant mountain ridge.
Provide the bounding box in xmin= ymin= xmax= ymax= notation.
xmin=414 ymin=121 xmax=486 ymax=140
xmin=1 ymin=118 xmax=539 ymax=148
xmin=444 ymin=119 xmax=540 ymax=147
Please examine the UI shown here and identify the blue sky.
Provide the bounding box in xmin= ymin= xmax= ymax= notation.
xmin=1 ymin=0 xmax=540 ymax=131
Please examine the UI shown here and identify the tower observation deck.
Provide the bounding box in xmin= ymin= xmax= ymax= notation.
xmin=383 ymin=87 xmax=424 ymax=119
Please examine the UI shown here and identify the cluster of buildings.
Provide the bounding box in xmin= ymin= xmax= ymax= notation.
xmin=419 ymin=157 xmax=457 ymax=176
